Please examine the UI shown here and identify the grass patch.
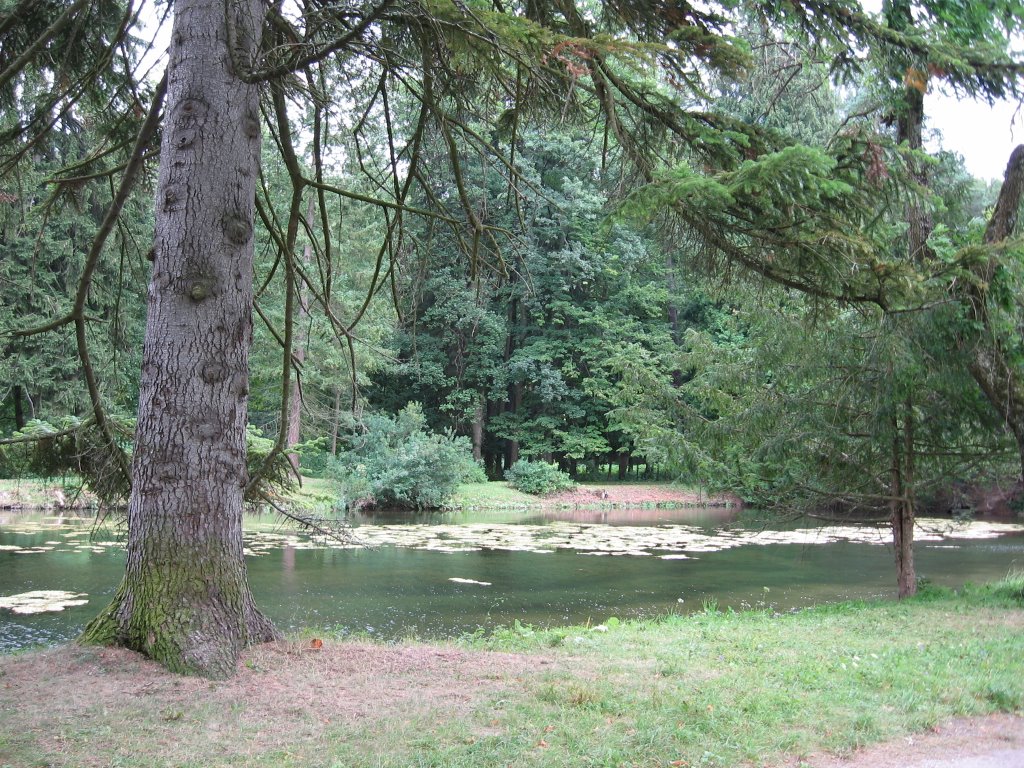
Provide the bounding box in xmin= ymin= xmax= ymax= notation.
xmin=1 ymin=581 xmax=1022 ymax=767
xmin=446 ymin=481 xmax=543 ymax=510
xmin=280 ymin=475 xmax=337 ymax=507
xmin=984 ymin=569 xmax=1024 ymax=603
xmin=461 ymin=581 xmax=1024 ymax=766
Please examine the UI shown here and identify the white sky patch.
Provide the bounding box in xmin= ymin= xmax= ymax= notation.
xmin=927 ymin=92 xmax=1022 ymax=180
xmin=856 ymin=0 xmax=1024 ymax=180
xmin=133 ymin=1 xmax=1021 ymax=181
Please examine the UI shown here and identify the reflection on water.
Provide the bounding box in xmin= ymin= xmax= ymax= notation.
xmin=350 ymin=505 xmax=738 ymax=528
xmin=0 ymin=507 xmax=1022 ymax=652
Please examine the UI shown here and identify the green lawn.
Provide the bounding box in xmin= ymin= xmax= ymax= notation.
xmin=446 ymin=481 xmax=543 ymax=510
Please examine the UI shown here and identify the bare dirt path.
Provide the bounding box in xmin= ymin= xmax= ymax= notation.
xmin=543 ymin=483 xmax=739 ymax=508
xmin=0 ymin=641 xmax=548 ymax=766
xmin=804 ymin=714 xmax=1024 ymax=768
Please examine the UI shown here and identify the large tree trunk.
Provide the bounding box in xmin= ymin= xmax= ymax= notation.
xmin=966 ymin=146 xmax=1024 ymax=480
xmin=892 ymin=496 xmax=916 ymax=598
xmin=81 ymin=0 xmax=278 ymax=678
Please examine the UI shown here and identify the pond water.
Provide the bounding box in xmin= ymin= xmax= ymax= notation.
xmin=1 ymin=506 xmax=1023 ymax=652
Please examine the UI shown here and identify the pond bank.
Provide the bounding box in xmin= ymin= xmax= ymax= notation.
xmin=0 ymin=477 xmax=735 ymax=515
xmin=0 ymin=479 xmax=98 ymax=513
xmin=445 ymin=480 xmax=739 ymax=512
xmin=2 ymin=579 xmax=1021 ymax=767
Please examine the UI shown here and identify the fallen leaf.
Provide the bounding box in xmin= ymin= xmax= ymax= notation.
xmin=310 ymin=638 xmax=323 ymax=650
xmin=536 ymin=739 xmax=549 ymax=748
xmin=544 ymin=725 xmax=555 ymax=733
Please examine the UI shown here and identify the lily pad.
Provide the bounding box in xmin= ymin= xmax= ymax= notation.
xmin=0 ymin=590 xmax=89 ymax=614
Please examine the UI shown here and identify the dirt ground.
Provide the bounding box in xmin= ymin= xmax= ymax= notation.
xmin=804 ymin=713 xmax=1024 ymax=768
xmin=543 ymin=483 xmax=740 ymax=508
xmin=0 ymin=640 xmax=548 ymax=766
xmin=0 ymin=639 xmax=541 ymax=722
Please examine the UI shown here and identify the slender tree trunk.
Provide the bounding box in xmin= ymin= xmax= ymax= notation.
xmin=286 ymin=198 xmax=314 ymax=472
xmin=504 ymin=297 xmax=520 ymax=468
xmin=471 ymin=393 xmax=484 ymax=463
xmin=12 ymin=384 xmax=24 ymax=430
xmin=879 ymin=0 xmax=924 ymax=600
xmin=506 ymin=381 xmax=522 ymax=467
xmin=665 ymin=251 xmax=684 ymax=387
xmin=81 ymin=0 xmax=278 ymax=678
xmin=330 ymin=385 xmax=342 ymax=456
xmin=889 ymin=413 xmax=916 ymax=598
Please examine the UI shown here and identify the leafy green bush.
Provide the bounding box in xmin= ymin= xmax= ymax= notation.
xmin=330 ymin=404 xmax=482 ymax=510
xmin=458 ymin=457 xmax=489 ymax=484
xmin=504 ymin=460 xmax=575 ymax=495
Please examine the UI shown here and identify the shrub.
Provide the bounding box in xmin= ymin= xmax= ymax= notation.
xmin=330 ymin=404 xmax=481 ymax=510
xmin=505 ymin=460 xmax=575 ymax=495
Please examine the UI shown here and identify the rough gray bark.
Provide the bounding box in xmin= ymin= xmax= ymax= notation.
xmin=968 ymin=145 xmax=1024 ymax=479
xmin=82 ymin=0 xmax=278 ymax=678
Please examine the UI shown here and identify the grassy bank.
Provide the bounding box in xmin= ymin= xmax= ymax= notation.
xmin=1 ymin=578 xmax=1022 ymax=767
xmin=0 ymin=477 xmax=97 ymax=510
xmin=447 ymin=480 xmax=543 ymax=510
xmin=1 ymin=477 xmax=723 ymax=516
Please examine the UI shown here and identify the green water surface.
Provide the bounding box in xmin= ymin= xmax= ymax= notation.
xmin=1 ymin=507 xmax=1021 ymax=651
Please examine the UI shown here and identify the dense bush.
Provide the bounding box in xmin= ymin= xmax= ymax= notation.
xmin=504 ymin=460 xmax=575 ymax=495
xmin=330 ymin=403 xmax=483 ymax=510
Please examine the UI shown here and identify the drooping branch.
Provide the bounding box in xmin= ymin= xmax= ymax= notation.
xmin=0 ymin=0 xmax=92 ymax=95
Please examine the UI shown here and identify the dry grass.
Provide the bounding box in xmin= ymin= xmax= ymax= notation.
xmin=0 ymin=640 xmax=549 ymax=767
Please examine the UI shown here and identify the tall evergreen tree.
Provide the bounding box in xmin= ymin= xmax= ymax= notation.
xmin=3 ymin=0 xmax=1023 ymax=674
